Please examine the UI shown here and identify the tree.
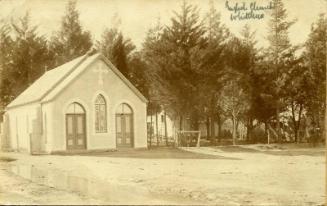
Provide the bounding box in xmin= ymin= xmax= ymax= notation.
xmin=97 ymin=28 xmax=135 ymax=78
xmin=142 ymin=18 xmax=169 ymax=147
xmin=0 ymin=20 xmax=14 ymax=108
xmin=50 ymin=0 xmax=92 ymax=66
xmin=265 ymin=0 xmax=296 ymax=142
xmin=303 ymin=14 xmax=326 ymax=141
xmin=219 ymin=79 xmax=249 ymax=145
xmin=0 ymin=12 xmax=51 ymax=107
xmin=161 ymin=0 xmax=206 ymax=130
xmin=199 ymin=0 xmax=230 ymax=143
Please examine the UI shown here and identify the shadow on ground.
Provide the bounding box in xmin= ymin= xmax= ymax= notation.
xmin=0 ymin=157 xmax=16 ymax=162
xmin=216 ymin=145 xmax=325 ymax=157
xmin=59 ymin=147 xmax=240 ymax=160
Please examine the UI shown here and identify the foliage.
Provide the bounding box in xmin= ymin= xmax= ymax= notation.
xmin=0 ymin=12 xmax=51 ymax=107
xmin=50 ymin=0 xmax=92 ymax=66
xmin=260 ymin=0 xmax=296 ymax=141
xmin=302 ymin=14 xmax=326 ymax=139
xmin=97 ymin=28 xmax=135 ymax=78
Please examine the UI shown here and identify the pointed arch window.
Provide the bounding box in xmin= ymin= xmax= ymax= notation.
xmin=95 ymin=94 xmax=107 ymax=133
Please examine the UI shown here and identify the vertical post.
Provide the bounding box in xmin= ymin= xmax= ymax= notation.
xmin=268 ymin=128 xmax=270 ymax=145
xmin=16 ymin=117 xmax=19 ymax=152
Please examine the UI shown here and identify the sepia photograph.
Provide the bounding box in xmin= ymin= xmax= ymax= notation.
xmin=0 ymin=0 xmax=325 ymax=205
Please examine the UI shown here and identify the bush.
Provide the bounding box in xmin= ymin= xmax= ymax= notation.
xmin=220 ymin=130 xmax=232 ymax=139
xmin=250 ymin=127 xmax=266 ymax=143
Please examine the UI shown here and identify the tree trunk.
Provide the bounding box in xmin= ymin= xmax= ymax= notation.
xmin=296 ymin=104 xmax=303 ymax=143
xmin=236 ymin=120 xmax=240 ymax=140
xmin=209 ymin=94 xmax=216 ymax=143
xmin=192 ymin=112 xmax=199 ymax=130
xmin=149 ymin=107 xmax=152 ymax=148
xmin=179 ymin=115 xmax=183 ymax=131
xmin=217 ymin=114 xmax=222 ymax=143
xmin=268 ymin=123 xmax=279 ymax=139
xmin=246 ymin=117 xmax=253 ymax=143
xmin=317 ymin=110 xmax=321 ymax=141
xmin=155 ymin=111 xmax=159 ymax=146
xmin=303 ymin=116 xmax=309 ymax=140
xmin=264 ymin=121 xmax=268 ymax=144
xmin=276 ymin=100 xmax=281 ymax=143
xmin=324 ymin=102 xmax=326 ymax=144
xmin=164 ymin=111 xmax=168 ymax=146
xmin=291 ymin=101 xmax=298 ymax=143
xmin=267 ymin=126 xmax=270 ymax=144
xmin=206 ymin=116 xmax=210 ymax=139
xmin=210 ymin=116 xmax=215 ymax=142
xmin=232 ymin=116 xmax=237 ymax=145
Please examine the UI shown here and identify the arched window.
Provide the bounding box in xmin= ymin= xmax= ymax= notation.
xmin=116 ymin=103 xmax=133 ymax=114
xmin=95 ymin=95 xmax=107 ymax=133
xmin=66 ymin=102 xmax=85 ymax=114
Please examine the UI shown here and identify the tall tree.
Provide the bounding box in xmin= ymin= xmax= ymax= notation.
xmin=199 ymin=0 xmax=230 ymax=142
xmin=97 ymin=28 xmax=135 ymax=78
xmin=0 ymin=12 xmax=51 ymax=106
xmin=266 ymin=0 xmax=296 ymax=142
xmin=239 ymin=24 xmax=259 ymax=142
xmin=284 ymin=56 xmax=306 ymax=142
xmin=303 ymin=14 xmax=326 ymax=141
xmin=0 ymin=20 xmax=14 ymax=109
xmin=50 ymin=0 xmax=92 ymax=66
xmin=161 ymin=0 xmax=206 ymax=130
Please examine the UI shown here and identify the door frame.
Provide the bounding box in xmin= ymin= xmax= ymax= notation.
xmin=115 ymin=112 xmax=134 ymax=148
xmin=65 ymin=102 xmax=87 ymax=150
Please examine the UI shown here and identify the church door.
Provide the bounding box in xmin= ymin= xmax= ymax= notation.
xmin=66 ymin=103 xmax=86 ymax=150
xmin=116 ymin=104 xmax=133 ymax=147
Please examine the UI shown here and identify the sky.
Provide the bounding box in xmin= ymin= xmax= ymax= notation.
xmin=0 ymin=0 xmax=326 ymax=50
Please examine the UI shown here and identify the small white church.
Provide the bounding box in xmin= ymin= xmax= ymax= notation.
xmin=1 ymin=51 xmax=148 ymax=154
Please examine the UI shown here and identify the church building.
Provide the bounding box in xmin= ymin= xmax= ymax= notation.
xmin=2 ymin=52 xmax=148 ymax=154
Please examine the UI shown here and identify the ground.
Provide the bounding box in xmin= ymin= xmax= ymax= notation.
xmin=0 ymin=144 xmax=325 ymax=205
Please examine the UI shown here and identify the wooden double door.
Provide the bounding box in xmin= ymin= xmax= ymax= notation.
xmin=116 ymin=114 xmax=133 ymax=147
xmin=66 ymin=114 xmax=86 ymax=150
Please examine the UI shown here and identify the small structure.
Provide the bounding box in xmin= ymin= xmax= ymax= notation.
xmin=146 ymin=111 xmax=176 ymax=145
xmin=177 ymin=130 xmax=201 ymax=147
xmin=3 ymin=52 xmax=148 ymax=154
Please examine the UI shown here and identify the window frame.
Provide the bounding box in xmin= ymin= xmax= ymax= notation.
xmin=95 ymin=94 xmax=107 ymax=133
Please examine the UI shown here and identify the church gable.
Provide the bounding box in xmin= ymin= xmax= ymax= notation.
xmin=42 ymin=53 xmax=147 ymax=104
xmin=46 ymin=55 xmax=148 ymax=152
xmin=6 ymin=52 xmax=147 ymax=110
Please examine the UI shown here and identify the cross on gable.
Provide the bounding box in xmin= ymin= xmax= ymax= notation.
xmin=93 ymin=63 xmax=108 ymax=86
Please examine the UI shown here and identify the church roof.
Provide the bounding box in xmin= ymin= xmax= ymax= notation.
xmin=6 ymin=52 xmax=148 ymax=109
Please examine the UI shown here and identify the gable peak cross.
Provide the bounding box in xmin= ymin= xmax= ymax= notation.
xmin=93 ymin=63 xmax=108 ymax=86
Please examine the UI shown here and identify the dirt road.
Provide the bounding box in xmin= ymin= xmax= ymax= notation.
xmin=0 ymin=145 xmax=324 ymax=205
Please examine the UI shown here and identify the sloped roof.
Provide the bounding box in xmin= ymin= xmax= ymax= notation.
xmin=6 ymin=52 xmax=148 ymax=109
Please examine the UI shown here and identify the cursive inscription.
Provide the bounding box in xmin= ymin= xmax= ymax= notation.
xmin=225 ymin=1 xmax=274 ymax=21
